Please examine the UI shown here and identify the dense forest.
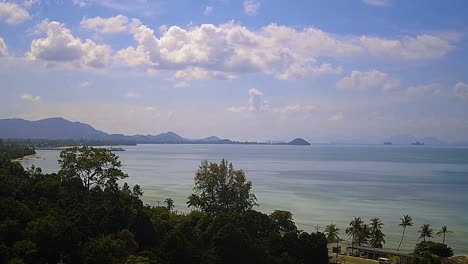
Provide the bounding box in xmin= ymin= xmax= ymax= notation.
xmin=0 ymin=146 xmax=328 ymax=264
xmin=0 ymin=139 xmax=36 ymax=160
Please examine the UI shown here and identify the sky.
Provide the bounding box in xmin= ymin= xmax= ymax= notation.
xmin=0 ymin=0 xmax=468 ymax=142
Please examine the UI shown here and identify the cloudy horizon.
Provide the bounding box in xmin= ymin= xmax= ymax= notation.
xmin=1 ymin=0 xmax=468 ymax=141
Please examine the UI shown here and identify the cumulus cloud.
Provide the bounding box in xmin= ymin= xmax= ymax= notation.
xmin=360 ymin=34 xmax=453 ymax=60
xmin=21 ymin=93 xmax=41 ymax=101
xmin=362 ymin=0 xmax=390 ymax=7
xmin=337 ymin=70 xmax=400 ymax=91
xmin=0 ymin=2 xmax=30 ymax=24
xmin=0 ymin=37 xmax=8 ymax=57
xmin=329 ymin=112 xmax=344 ymax=122
xmin=116 ymin=22 xmax=358 ymax=80
xmin=80 ymin=15 xmax=141 ymax=34
xmin=26 ymin=20 xmax=112 ymax=68
xmin=248 ymin=88 xmax=268 ymax=112
xmin=243 ymin=0 xmax=260 ymax=16
xmin=454 ymin=82 xmax=468 ymax=100
xmin=225 ymin=88 xmax=268 ymax=113
xmin=406 ymin=83 xmax=441 ymax=96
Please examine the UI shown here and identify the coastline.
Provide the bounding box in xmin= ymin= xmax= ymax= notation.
xmin=11 ymin=154 xmax=37 ymax=163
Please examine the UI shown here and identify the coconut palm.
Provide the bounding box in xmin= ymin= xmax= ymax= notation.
xmin=436 ymin=226 xmax=453 ymax=245
xmin=346 ymin=217 xmax=365 ymax=255
xmin=369 ymin=217 xmax=385 ymax=248
xmin=164 ymin=198 xmax=174 ymax=212
xmin=186 ymin=194 xmax=199 ymax=211
xmin=418 ymin=224 xmax=433 ymax=242
xmin=325 ymin=224 xmax=340 ymax=262
xmin=397 ymin=215 xmax=413 ymax=251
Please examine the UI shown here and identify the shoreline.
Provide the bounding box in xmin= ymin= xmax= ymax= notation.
xmin=11 ymin=154 xmax=37 ymax=163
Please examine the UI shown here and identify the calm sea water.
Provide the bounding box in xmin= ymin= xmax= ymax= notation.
xmin=21 ymin=144 xmax=468 ymax=254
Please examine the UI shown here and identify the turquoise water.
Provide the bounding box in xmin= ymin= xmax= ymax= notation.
xmin=21 ymin=144 xmax=468 ymax=254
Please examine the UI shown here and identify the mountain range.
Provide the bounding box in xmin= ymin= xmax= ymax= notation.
xmin=0 ymin=117 xmax=309 ymax=145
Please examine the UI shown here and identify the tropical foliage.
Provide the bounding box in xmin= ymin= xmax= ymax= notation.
xmin=398 ymin=214 xmax=413 ymax=251
xmin=418 ymin=224 xmax=434 ymax=242
xmin=0 ymin=140 xmax=35 ymax=160
xmin=0 ymin=148 xmax=328 ymax=264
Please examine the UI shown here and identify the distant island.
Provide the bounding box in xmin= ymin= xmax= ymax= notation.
xmin=0 ymin=117 xmax=310 ymax=147
xmin=384 ymin=142 xmax=393 ymax=145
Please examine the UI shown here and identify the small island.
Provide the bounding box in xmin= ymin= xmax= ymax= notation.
xmin=287 ymin=138 xmax=311 ymax=146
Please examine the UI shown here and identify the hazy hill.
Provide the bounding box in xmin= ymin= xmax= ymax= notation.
xmin=0 ymin=117 xmax=107 ymax=139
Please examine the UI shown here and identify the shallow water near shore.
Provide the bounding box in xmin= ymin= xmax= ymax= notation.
xmin=21 ymin=144 xmax=468 ymax=254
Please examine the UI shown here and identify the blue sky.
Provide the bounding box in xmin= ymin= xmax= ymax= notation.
xmin=1 ymin=0 xmax=468 ymax=142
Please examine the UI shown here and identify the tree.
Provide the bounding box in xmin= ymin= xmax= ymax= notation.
xmin=369 ymin=218 xmax=385 ymax=248
xmin=414 ymin=241 xmax=453 ymax=258
xmin=418 ymin=224 xmax=433 ymax=242
xmin=270 ymin=210 xmax=297 ymax=233
xmin=58 ymin=146 xmax=128 ymax=192
xmin=436 ymin=226 xmax=452 ymax=245
xmin=346 ymin=217 xmax=364 ymax=246
xmin=397 ymin=214 xmax=413 ymax=251
xmin=165 ymin=198 xmax=174 ymax=212
xmin=186 ymin=194 xmax=199 ymax=211
xmin=189 ymin=160 xmax=257 ymax=215
xmin=324 ymin=224 xmax=340 ymax=262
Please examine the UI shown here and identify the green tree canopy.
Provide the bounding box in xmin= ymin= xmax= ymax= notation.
xmin=59 ymin=146 xmax=128 ymax=191
xmin=188 ymin=160 xmax=257 ymax=215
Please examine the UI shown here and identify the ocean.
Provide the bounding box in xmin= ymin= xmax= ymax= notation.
xmin=21 ymin=144 xmax=468 ymax=254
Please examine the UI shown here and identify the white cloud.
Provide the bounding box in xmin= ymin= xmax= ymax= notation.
xmin=0 ymin=2 xmax=30 ymax=24
xmin=79 ymin=81 xmax=92 ymax=89
xmin=225 ymin=106 xmax=247 ymax=113
xmin=204 ymin=6 xmax=213 ymax=16
xmin=454 ymin=82 xmax=468 ymax=100
xmin=360 ymin=34 xmax=453 ymax=60
xmin=26 ymin=20 xmax=112 ymax=68
xmin=174 ymin=67 xmax=237 ymax=80
xmin=125 ymin=91 xmax=140 ymax=98
xmin=0 ymin=37 xmax=8 ymax=57
xmin=243 ymin=0 xmax=260 ymax=16
xmin=116 ymin=22 xmax=359 ymax=80
xmin=329 ymin=112 xmax=344 ymax=122
xmin=274 ymin=104 xmax=317 ymax=114
xmin=174 ymin=81 xmax=190 ymax=88
xmin=225 ymin=88 xmax=268 ymax=113
xmin=21 ymin=93 xmax=41 ymax=101
xmin=80 ymin=15 xmax=142 ymax=34
xmin=337 ymin=70 xmax=400 ymax=91
xmin=362 ymin=0 xmax=390 ymax=7
xmin=406 ymin=83 xmax=441 ymax=96
xmin=248 ymin=88 xmax=268 ymax=112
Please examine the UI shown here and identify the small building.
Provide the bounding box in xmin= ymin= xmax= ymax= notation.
xmin=347 ymin=245 xmax=413 ymax=264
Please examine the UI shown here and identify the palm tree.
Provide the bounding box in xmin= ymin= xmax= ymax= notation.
xmin=369 ymin=217 xmax=385 ymax=248
xmin=325 ymin=224 xmax=340 ymax=262
xmin=397 ymin=215 xmax=413 ymax=251
xmin=346 ymin=217 xmax=364 ymax=255
xmin=436 ymin=226 xmax=452 ymax=245
xmin=187 ymin=194 xmax=199 ymax=211
xmin=165 ymin=198 xmax=174 ymax=212
xmin=418 ymin=224 xmax=433 ymax=242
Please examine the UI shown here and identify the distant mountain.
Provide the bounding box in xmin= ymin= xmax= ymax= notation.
xmin=199 ymin=136 xmax=222 ymax=142
xmin=420 ymin=137 xmax=447 ymax=145
xmin=0 ymin=118 xmax=295 ymax=145
xmin=287 ymin=138 xmax=311 ymax=146
xmin=0 ymin=117 xmax=107 ymax=139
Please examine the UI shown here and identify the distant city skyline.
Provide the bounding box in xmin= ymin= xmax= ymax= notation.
xmin=1 ymin=0 xmax=468 ymax=141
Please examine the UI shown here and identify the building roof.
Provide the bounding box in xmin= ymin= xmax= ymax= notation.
xmin=348 ymin=245 xmax=413 ymax=257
